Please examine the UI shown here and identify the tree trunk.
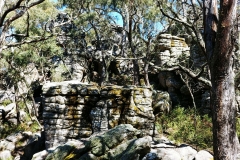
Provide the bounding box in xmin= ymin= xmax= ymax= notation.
xmin=143 ymin=42 xmax=151 ymax=86
xmin=210 ymin=0 xmax=238 ymax=159
xmin=133 ymin=59 xmax=140 ymax=86
xmin=203 ymin=0 xmax=218 ymax=61
xmin=143 ymin=62 xmax=150 ymax=86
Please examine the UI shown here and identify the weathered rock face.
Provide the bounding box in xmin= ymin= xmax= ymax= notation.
xmin=42 ymin=81 xmax=94 ymax=148
xmin=34 ymin=124 xmax=213 ymax=160
xmin=45 ymin=124 xmax=151 ymax=160
xmin=154 ymin=34 xmax=212 ymax=109
xmin=152 ymin=90 xmax=172 ymax=115
xmin=0 ymin=91 xmax=15 ymax=105
xmin=42 ymin=81 xmax=155 ymax=149
xmin=155 ymin=34 xmax=190 ymax=67
xmin=0 ymin=131 xmax=45 ymax=160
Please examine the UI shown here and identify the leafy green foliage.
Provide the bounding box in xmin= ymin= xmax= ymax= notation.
xmin=2 ymin=99 xmax=12 ymax=107
xmin=2 ymin=0 xmax=61 ymax=81
xmin=11 ymin=0 xmax=58 ymax=37
xmin=0 ymin=121 xmax=40 ymax=139
xmin=17 ymin=101 xmax=27 ymax=111
xmin=156 ymin=106 xmax=213 ymax=151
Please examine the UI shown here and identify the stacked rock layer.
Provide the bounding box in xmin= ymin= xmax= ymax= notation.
xmin=42 ymin=81 xmax=155 ymax=149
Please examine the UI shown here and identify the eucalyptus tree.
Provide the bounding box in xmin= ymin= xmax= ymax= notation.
xmin=0 ymin=0 xmax=48 ymax=55
xmin=56 ymin=0 xmax=116 ymax=85
xmin=0 ymin=0 xmax=61 ymax=85
xmin=0 ymin=0 xmax=61 ymax=123
xmin=111 ymin=0 xmax=164 ymax=85
xmin=158 ymin=0 xmax=239 ymax=159
xmin=58 ymin=0 xmax=165 ymax=86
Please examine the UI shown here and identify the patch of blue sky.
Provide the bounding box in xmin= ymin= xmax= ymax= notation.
xmin=107 ymin=12 xmax=123 ymax=27
xmin=107 ymin=12 xmax=163 ymax=37
xmin=50 ymin=0 xmax=66 ymax=11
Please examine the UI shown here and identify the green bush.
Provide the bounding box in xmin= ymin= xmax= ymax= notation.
xmin=2 ymin=99 xmax=12 ymax=106
xmin=18 ymin=101 xmax=26 ymax=110
xmin=156 ymin=106 xmax=213 ymax=151
xmin=0 ymin=122 xmax=26 ymax=139
xmin=0 ymin=121 xmax=41 ymax=139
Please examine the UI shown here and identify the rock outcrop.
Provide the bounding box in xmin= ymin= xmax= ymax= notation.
xmin=32 ymin=124 xmax=213 ymax=160
xmin=155 ymin=34 xmax=190 ymax=67
xmin=42 ymin=81 xmax=156 ymax=149
xmin=45 ymin=124 xmax=151 ymax=160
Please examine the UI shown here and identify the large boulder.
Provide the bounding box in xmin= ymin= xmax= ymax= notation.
xmin=155 ymin=34 xmax=190 ymax=67
xmin=45 ymin=140 xmax=85 ymax=160
xmin=32 ymin=150 xmax=49 ymax=160
xmin=45 ymin=124 xmax=151 ymax=160
xmin=42 ymin=82 xmax=156 ymax=149
xmin=174 ymin=144 xmax=197 ymax=160
xmin=16 ymin=63 xmax=40 ymax=96
xmin=144 ymin=137 xmax=198 ymax=160
xmin=23 ymin=63 xmax=40 ymax=86
xmin=143 ymin=146 xmax=197 ymax=160
xmin=71 ymin=63 xmax=85 ymax=80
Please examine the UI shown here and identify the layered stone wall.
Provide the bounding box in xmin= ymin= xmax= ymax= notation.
xmin=42 ymin=81 xmax=155 ymax=149
xmin=155 ymin=34 xmax=190 ymax=67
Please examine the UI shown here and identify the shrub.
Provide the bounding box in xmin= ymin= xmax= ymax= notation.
xmin=0 ymin=121 xmax=41 ymax=139
xmin=2 ymin=99 xmax=12 ymax=106
xmin=156 ymin=106 xmax=213 ymax=151
xmin=17 ymin=101 xmax=26 ymax=110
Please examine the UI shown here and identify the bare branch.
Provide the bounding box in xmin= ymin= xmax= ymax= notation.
xmin=157 ymin=0 xmax=206 ymax=56
xmin=148 ymin=62 xmax=212 ymax=87
xmin=2 ymin=35 xmax=53 ymax=50
xmin=0 ymin=0 xmax=24 ymax=26
xmin=157 ymin=1 xmax=192 ymax=28
xmin=178 ymin=64 xmax=211 ymax=87
xmin=1 ymin=0 xmax=44 ymax=30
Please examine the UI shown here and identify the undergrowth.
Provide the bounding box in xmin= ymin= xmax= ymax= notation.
xmin=0 ymin=121 xmax=40 ymax=139
xmin=155 ymin=106 xmax=213 ymax=151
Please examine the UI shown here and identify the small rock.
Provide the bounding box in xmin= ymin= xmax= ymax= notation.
xmin=142 ymin=152 xmax=158 ymax=160
xmin=32 ymin=150 xmax=49 ymax=160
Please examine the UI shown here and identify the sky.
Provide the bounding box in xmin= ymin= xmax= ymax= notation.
xmin=50 ymin=0 xmax=162 ymax=33
xmin=108 ymin=12 xmax=123 ymax=27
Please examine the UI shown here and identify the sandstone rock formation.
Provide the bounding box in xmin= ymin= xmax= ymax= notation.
xmin=155 ymin=34 xmax=190 ymax=67
xmin=45 ymin=124 xmax=151 ymax=160
xmin=42 ymin=81 xmax=156 ymax=149
xmin=32 ymin=124 xmax=213 ymax=160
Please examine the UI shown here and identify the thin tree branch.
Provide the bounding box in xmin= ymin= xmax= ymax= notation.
xmin=148 ymin=62 xmax=212 ymax=87
xmin=0 ymin=0 xmax=24 ymax=26
xmin=2 ymin=35 xmax=53 ymax=50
